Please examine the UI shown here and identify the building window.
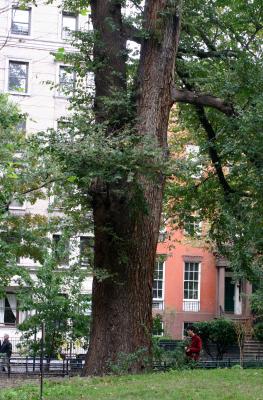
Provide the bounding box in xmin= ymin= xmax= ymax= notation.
xmin=11 ymin=7 xmax=31 ymax=36
xmin=80 ymin=236 xmax=94 ymax=267
xmin=158 ymin=226 xmax=167 ymax=242
xmin=59 ymin=66 xmax=75 ymax=95
xmin=9 ymin=198 xmax=25 ymax=219
xmin=52 ymin=234 xmax=69 ymax=265
xmin=184 ymin=218 xmax=202 ymax=238
xmin=0 ymin=295 xmax=17 ymax=325
xmin=16 ymin=119 xmax=26 ymax=132
xmin=185 ymin=144 xmax=202 ymax=178
xmin=8 ymin=61 xmax=29 ymax=93
xmin=184 ymin=262 xmax=200 ymax=300
xmin=62 ymin=12 xmax=77 ymax=39
xmin=9 ymin=199 xmax=24 ymax=209
xmin=152 ymin=261 xmax=164 ymax=310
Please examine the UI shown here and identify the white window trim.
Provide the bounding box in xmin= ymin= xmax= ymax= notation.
xmin=55 ymin=63 xmax=75 ymax=98
xmin=78 ymin=234 xmax=94 ymax=269
xmin=183 ymin=261 xmax=201 ymax=302
xmin=52 ymin=232 xmax=71 ymax=268
xmin=9 ymin=200 xmax=26 ymax=211
xmin=184 ymin=220 xmax=203 ymax=238
xmin=153 ymin=260 xmax=165 ymax=303
xmin=61 ymin=11 xmax=79 ymax=41
xmin=9 ymin=5 xmax=33 ymax=39
xmin=6 ymin=58 xmax=31 ymax=96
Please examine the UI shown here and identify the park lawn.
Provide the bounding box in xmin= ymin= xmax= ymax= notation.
xmin=1 ymin=369 xmax=263 ymax=400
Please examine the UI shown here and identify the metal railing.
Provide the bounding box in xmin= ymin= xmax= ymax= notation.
xmin=152 ymin=301 xmax=164 ymax=310
xmin=183 ymin=300 xmax=200 ymax=312
xmin=0 ymin=355 xmax=86 ymax=377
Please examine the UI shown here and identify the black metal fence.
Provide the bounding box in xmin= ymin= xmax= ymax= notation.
xmin=1 ymin=353 xmax=263 ymax=379
xmin=0 ymin=355 xmax=86 ymax=377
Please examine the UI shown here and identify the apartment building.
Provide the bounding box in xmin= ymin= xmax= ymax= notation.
xmin=0 ymin=0 xmax=92 ymax=342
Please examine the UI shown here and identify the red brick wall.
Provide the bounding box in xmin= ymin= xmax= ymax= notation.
xmin=156 ymin=228 xmax=217 ymax=339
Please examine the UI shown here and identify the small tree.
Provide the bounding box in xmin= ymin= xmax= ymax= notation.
xmin=17 ymin=256 xmax=91 ymax=361
xmin=234 ymin=319 xmax=252 ymax=367
xmin=0 ymin=93 xmax=64 ymax=297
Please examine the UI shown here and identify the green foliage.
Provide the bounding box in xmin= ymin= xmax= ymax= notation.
xmin=107 ymin=348 xmax=149 ymax=375
xmin=160 ymin=343 xmax=192 ymax=371
xmin=17 ymin=257 xmax=91 ymax=358
xmin=253 ymin=323 xmax=263 ymax=342
xmin=195 ymin=319 xmax=237 ymax=360
xmin=152 ymin=337 xmax=191 ymax=370
xmin=166 ymin=0 xmax=263 ymax=286
xmin=0 ymin=94 xmax=51 ymax=294
xmin=250 ymin=284 xmax=263 ymax=318
xmin=152 ymin=314 xmax=164 ymax=336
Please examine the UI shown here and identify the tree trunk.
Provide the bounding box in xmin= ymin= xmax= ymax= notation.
xmin=83 ymin=0 xmax=182 ymax=376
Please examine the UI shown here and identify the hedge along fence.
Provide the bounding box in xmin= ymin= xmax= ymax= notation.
xmin=194 ymin=319 xmax=238 ymax=361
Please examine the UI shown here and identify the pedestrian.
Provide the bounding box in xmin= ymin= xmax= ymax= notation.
xmin=185 ymin=325 xmax=202 ymax=361
xmin=0 ymin=334 xmax=12 ymax=372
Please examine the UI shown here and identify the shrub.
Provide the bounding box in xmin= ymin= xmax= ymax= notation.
xmin=194 ymin=319 xmax=237 ymax=360
xmin=253 ymin=322 xmax=263 ymax=342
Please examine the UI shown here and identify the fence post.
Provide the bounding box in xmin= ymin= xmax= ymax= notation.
xmin=40 ymin=322 xmax=45 ymax=400
xmin=7 ymin=359 xmax=11 ymax=378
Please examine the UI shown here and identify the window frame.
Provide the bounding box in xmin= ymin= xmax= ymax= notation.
xmin=184 ymin=219 xmax=202 ymax=238
xmin=52 ymin=233 xmax=70 ymax=266
xmin=79 ymin=235 xmax=94 ymax=268
xmin=58 ymin=65 xmax=76 ymax=97
xmin=61 ymin=11 xmax=78 ymax=40
xmin=8 ymin=59 xmax=30 ymax=95
xmin=3 ymin=294 xmax=18 ymax=326
xmin=183 ymin=261 xmax=201 ymax=302
xmin=11 ymin=7 xmax=31 ymax=36
xmin=153 ymin=260 xmax=165 ymax=302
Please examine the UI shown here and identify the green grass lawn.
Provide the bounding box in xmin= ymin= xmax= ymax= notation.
xmin=1 ymin=369 xmax=263 ymax=400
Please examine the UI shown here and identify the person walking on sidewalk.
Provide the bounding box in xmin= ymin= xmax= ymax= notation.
xmin=0 ymin=334 xmax=12 ymax=372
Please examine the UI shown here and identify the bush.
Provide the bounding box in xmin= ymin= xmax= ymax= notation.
xmin=152 ymin=338 xmax=193 ymax=370
xmin=253 ymin=322 xmax=263 ymax=342
xmin=194 ymin=319 xmax=237 ymax=360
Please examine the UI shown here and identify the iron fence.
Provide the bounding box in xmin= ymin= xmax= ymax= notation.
xmin=1 ymin=355 xmax=263 ymax=379
xmin=0 ymin=355 xmax=86 ymax=377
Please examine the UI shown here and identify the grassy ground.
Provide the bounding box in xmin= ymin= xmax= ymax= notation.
xmin=1 ymin=369 xmax=263 ymax=400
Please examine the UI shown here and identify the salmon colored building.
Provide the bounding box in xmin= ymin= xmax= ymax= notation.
xmin=153 ymin=226 xmax=252 ymax=339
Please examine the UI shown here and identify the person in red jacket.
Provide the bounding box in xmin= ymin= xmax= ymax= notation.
xmin=185 ymin=326 xmax=202 ymax=361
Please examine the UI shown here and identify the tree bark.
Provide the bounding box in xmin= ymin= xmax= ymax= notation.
xmin=83 ymin=0 xmax=182 ymax=376
xmin=171 ymin=87 xmax=237 ymax=116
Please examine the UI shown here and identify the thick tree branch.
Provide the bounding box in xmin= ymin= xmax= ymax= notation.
xmin=178 ymin=48 xmax=237 ymax=59
xmin=175 ymin=69 xmax=235 ymax=195
xmin=123 ymin=23 xmax=142 ymax=44
xmin=195 ymin=105 xmax=235 ymax=196
xmin=171 ymin=87 xmax=237 ymax=117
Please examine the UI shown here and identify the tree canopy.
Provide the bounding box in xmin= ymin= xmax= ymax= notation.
xmin=166 ymin=0 xmax=263 ymax=284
